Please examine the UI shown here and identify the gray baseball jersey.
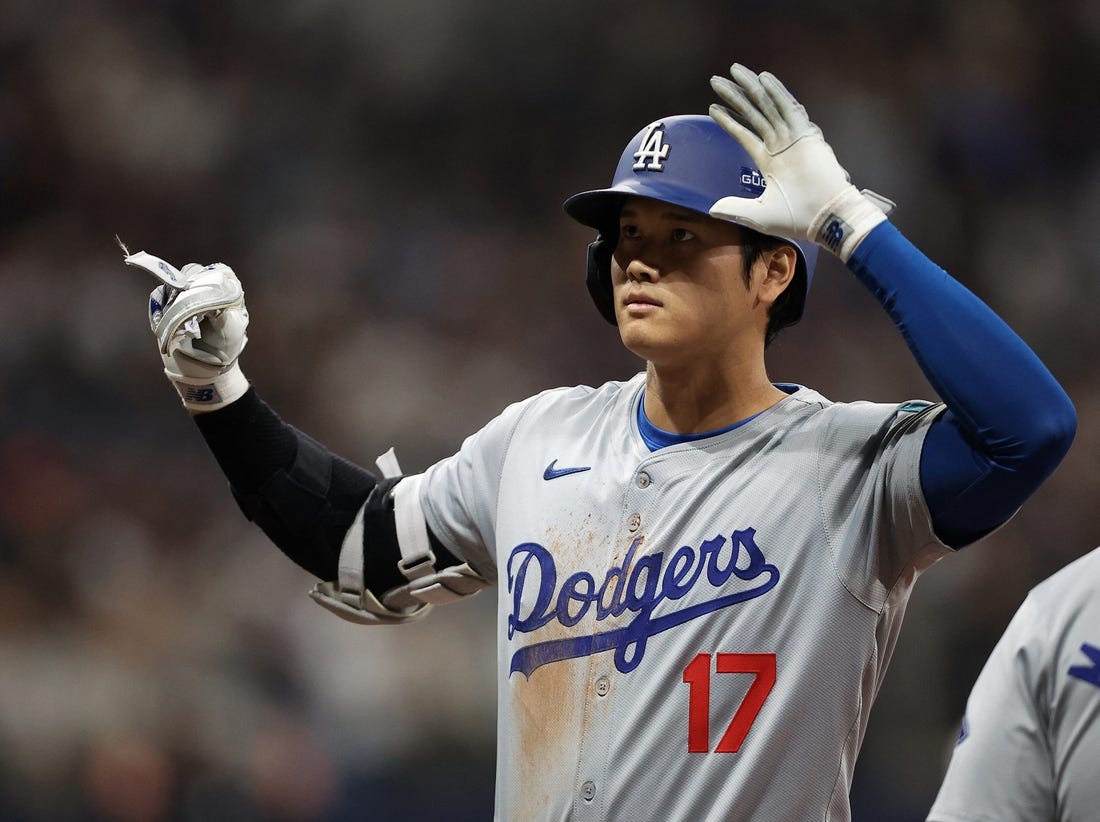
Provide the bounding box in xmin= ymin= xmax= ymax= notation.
xmin=927 ymin=546 xmax=1100 ymax=822
xmin=419 ymin=372 xmax=950 ymax=821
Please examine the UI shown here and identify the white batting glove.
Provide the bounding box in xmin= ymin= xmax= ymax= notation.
xmin=708 ymin=64 xmax=894 ymax=262
xmin=125 ymin=248 xmax=251 ymax=412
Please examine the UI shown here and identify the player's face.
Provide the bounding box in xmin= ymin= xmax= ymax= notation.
xmin=611 ymin=196 xmax=775 ymax=367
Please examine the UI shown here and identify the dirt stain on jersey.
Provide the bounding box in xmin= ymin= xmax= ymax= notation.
xmin=511 ymin=654 xmax=585 ymax=812
xmin=506 ymin=524 xmax=610 ymax=816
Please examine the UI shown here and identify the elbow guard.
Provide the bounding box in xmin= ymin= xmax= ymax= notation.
xmin=310 ymin=454 xmax=490 ymax=626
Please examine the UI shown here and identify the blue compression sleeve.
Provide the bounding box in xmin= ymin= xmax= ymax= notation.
xmin=847 ymin=223 xmax=1075 ymax=547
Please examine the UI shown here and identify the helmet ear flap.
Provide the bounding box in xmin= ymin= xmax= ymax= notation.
xmin=585 ymin=231 xmax=618 ymax=326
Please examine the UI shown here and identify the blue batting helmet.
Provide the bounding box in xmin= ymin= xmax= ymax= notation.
xmin=563 ymin=114 xmax=818 ymax=328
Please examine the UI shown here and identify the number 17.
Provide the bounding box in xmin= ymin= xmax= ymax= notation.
xmin=682 ymin=652 xmax=776 ymax=753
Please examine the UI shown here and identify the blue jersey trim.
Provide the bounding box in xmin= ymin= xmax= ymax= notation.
xmin=635 ymin=388 xmax=795 ymax=452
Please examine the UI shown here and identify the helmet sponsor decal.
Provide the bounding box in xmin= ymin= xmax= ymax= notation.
xmin=740 ymin=167 xmax=766 ymax=196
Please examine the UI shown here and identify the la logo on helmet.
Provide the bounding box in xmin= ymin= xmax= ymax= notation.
xmin=632 ymin=123 xmax=670 ymax=171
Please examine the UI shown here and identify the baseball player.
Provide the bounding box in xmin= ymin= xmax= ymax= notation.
xmin=130 ymin=65 xmax=1076 ymax=820
xmin=927 ymin=546 xmax=1100 ymax=821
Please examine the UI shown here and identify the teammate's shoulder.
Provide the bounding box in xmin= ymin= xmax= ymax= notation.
xmin=1000 ymin=547 xmax=1100 ymax=668
xmin=1029 ymin=546 xmax=1100 ymax=605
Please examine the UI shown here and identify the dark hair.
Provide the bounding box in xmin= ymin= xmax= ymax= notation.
xmin=741 ymin=228 xmax=806 ymax=348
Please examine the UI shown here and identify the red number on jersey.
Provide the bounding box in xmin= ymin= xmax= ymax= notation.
xmin=682 ymin=652 xmax=776 ymax=753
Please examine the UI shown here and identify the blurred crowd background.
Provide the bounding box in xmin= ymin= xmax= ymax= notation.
xmin=1 ymin=0 xmax=1097 ymax=819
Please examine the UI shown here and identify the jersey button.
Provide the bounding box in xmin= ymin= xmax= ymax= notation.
xmin=581 ymin=780 xmax=597 ymax=802
xmin=595 ymin=676 xmax=610 ymax=696
xmin=636 ymin=471 xmax=651 ymax=488
xmin=628 ymin=513 xmax=641 ymax=532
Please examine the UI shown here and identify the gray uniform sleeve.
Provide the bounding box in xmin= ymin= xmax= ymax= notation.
xmin=418 ymin=392 xmax=549 ymax=585
xmin=814 ymin=399 xmax=950 ymax=611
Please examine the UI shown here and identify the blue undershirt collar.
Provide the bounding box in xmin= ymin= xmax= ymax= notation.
xmin=636 ymin=385 xmax=800 ymax=452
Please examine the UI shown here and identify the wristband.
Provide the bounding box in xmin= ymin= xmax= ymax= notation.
xmin=810 ymin=186 xmax=891 ymax=262
xmin=167 ymin=361 xmax=250 ymax=413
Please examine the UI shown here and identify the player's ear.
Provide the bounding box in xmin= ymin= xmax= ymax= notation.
xmin=758 ymin=243 xmax=797 ymax=305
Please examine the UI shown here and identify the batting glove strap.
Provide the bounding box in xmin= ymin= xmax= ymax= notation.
xmin=809 ymin=186 xmax=892 ymax=263
xmin=165 ymin=360 xmax=251 ymax=412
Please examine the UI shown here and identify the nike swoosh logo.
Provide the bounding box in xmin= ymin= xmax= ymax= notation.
xmin=543 ymin=460 xmax=592 ymax=480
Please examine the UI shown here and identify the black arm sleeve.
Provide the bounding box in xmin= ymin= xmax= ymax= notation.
xmin=192 ymin=388 xmax=458 ymax=593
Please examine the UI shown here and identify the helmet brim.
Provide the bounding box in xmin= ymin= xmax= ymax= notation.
xmin=564 ymin=179 xmax=724 ymax=231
